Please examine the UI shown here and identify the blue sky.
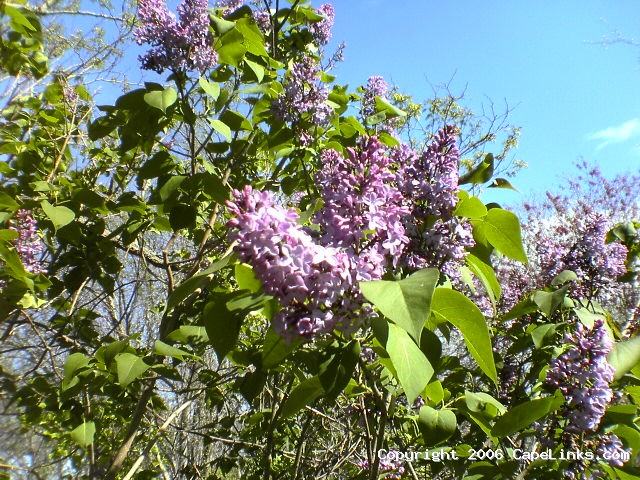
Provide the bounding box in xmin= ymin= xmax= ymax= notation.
xmin=323 ymin=1 xmax=640 ymax=204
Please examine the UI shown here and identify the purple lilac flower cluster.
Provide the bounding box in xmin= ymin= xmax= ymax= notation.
xmin=214 ymin=0 xmax=243 ymax=14
xmin=394 ymin=126 xmax=474 ymax=279
xmin=135 ymin=0 xmax=217 ymax=73
xmin=226 ymin=186 xmax=360 ymax=340
xmin=533 ymin=210 xmax=628 ymax=299
xmin=228 ymin=129 xmax=472 ymax=340
xmin=360 ymin=75 xmax=399 ymax=134
xmin=596 ymin=433 xmax=631 ymax=467
xmin=10 ymin=209 xmax=46 ymax=275
xmin=272 ymin=55 xmax=332 ymax=140
xmin=545 ymin=319 xmax=615 ymax=433
xmin=360 ymin=76 xmax=388 ymax=119
xmin=314 ymin=137 xmax=410 ymax=280
xmin=309 ymin=4 xmax=334 ymax=46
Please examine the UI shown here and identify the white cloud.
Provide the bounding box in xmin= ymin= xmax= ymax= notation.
xmin=587 ymin=118 xmax=640 ymax=149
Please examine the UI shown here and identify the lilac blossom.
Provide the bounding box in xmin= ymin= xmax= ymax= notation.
xmin=309 ymin=4 xmax=334 ymax=46
xmin=226 ymin=186 xmax=359 ymax=340
xmin=545 ymin=319 xmax=615 ymax=433
xmin=10 ymin=209 xmax=46 ymax=275
xmin=135 ymin=0 xmax=217 ymax=73
xmin=596 ymin=433 xmax=631 ymax=467
xmin=394 ymin=126 xmax=474 ymax=279
xmin=272 ymin=55 xmax=333 ymax=131
xmin=361 ymin=75 xmax=389 ymax=119
xmin=531 ymin=210 xmax=628 ymax=299
xmin=314 ymin=137 xmax=410 ymax=278
xmin=360 ymin=75 xmax=398 ymax=134
xmin=214 ymin=0 xmax=243 ymax=14
xmin=253 ymin=9 xmax=271 ymax=32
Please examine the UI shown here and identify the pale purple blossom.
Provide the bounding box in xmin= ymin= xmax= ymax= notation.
xmin=309 ymin=4 xmax=334 ymax=46
xmin=596 ymin=433 xmax=630 ymax=467
xmin=226 ymin=186 xmax=359 ymax=340
xmin=361 ymin=75 xmax=389 ymax=119
xmin=10 ymin=209 xmax=46 ymax=275
xmin=394 ymin=126 xmax=474 ymax=279
xmin=272 ymin=55 xmax=332 ymax=129
xmin=135 ymin=0 xmax=217 ymax=73
xmin=546 ymin=319 xmax=615 ymax=433
xmin=215 ymin=0 xmax=243 ymax=15
xmin=314 ymin=137 xmax=410 ymax=276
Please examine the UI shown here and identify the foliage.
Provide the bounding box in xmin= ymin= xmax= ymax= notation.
xmin=0 ymin=1 xmax=639 ymax=479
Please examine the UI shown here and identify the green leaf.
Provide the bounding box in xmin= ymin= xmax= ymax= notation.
xmin=529 ymin=324 xmax=558 ymax=349
xmin=164 ymin=253 xmax=233 ymax=312
xmin=70 ymin=421 xmax=96 ymax=447
xmin=464 ymin=391 xmax=506 ymax=417
xmin=165 ymin=326 xmax=209 ymax=343
xmin=491 ymin=393 xmax=563 ymax=437
xmin=423 ymin=380 xmax=444 ymax=404
xmin=95 ymin=340 xmax=131 ymax=366
xmin=489 ymin=178 xmax=519 ymax=191
xmin=418 ymin=406 xmax=457 ymax=446
xmin=5 ymin=6 xmax=37 ymax=32
xmin=203 ymin=296 xmax=244 ymax=361
xmin=378 ymin=321 xmax=434 ymax=403
xmin=143 ymin=87 xmax=177 ymax=113
xmin=211 ymin=15 xmax=236 ymax=35
xmin=551 ymin=269 xmax=578 ymax=286
xmin=474 ymin=208 xmax=527 ymax=263
xmin=244 ymin=58 xmax=265 ymax=83
xmin=613 ymin=425 xmax=640 ymax=458
xmin=199 ymin=77 xmax=220 ymax=100
xmin=63 ymin=352 xmax=89 ymax=389
xmin=465 ymin=254 xmax=501 ymax=310
xmin=261 ymin=327 xmax=303 ymax=369
xmin=318 ymin=340 xmax=360 ymax=401
xmin=609 ymin=335 xmax=640 ymax=380
xmin=220 ymin=110 xmax=253 ymax=131
xmin=235 ymin=263 xmax=262 ymax=293
xmin=431 ymin=288 xmax=497 ymax=384
xmin=41 ymin=200 xmax=75 ymax=231
xmin=153 ymin=340 xmax=195 ymax=360
xmin=115 ymin=353 xmax=150 ymax=387
xmin=532 ymin=286 xmax=570 ymax=317
xmin=454 ymin=192 xmax=488 ymax=219
xmin=169 ymin=204 xmax=197 ymax=231
xmin=0 ymin=192 xmax=19 ymax=211
xmin=280 ymin=376 xmax=323 ymax=418
xmin=0 ymin=229 xmax=18 ymax=241
xmin=360 ymin=268 xmax=439 ymax=343
xmin=216 ymin=28 xmax=247 ymax=66
xmin=209 ymin=119 xmax=232 ymax=142
xmin=374 ymin=96 xmax=407 ymax=119
xmin=460 ymin=153 xmax=494 ymax=185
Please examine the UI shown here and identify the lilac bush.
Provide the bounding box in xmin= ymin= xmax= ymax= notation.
xmin=135 ymin=0 xmax=217 ymax=73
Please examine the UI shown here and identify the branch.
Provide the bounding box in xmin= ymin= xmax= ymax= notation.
xmin=122 ymin=400 xmax=193 ymax=480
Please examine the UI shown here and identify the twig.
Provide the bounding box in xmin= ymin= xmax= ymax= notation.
xmin=122 ymin=400 xmax=193 ymax=480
